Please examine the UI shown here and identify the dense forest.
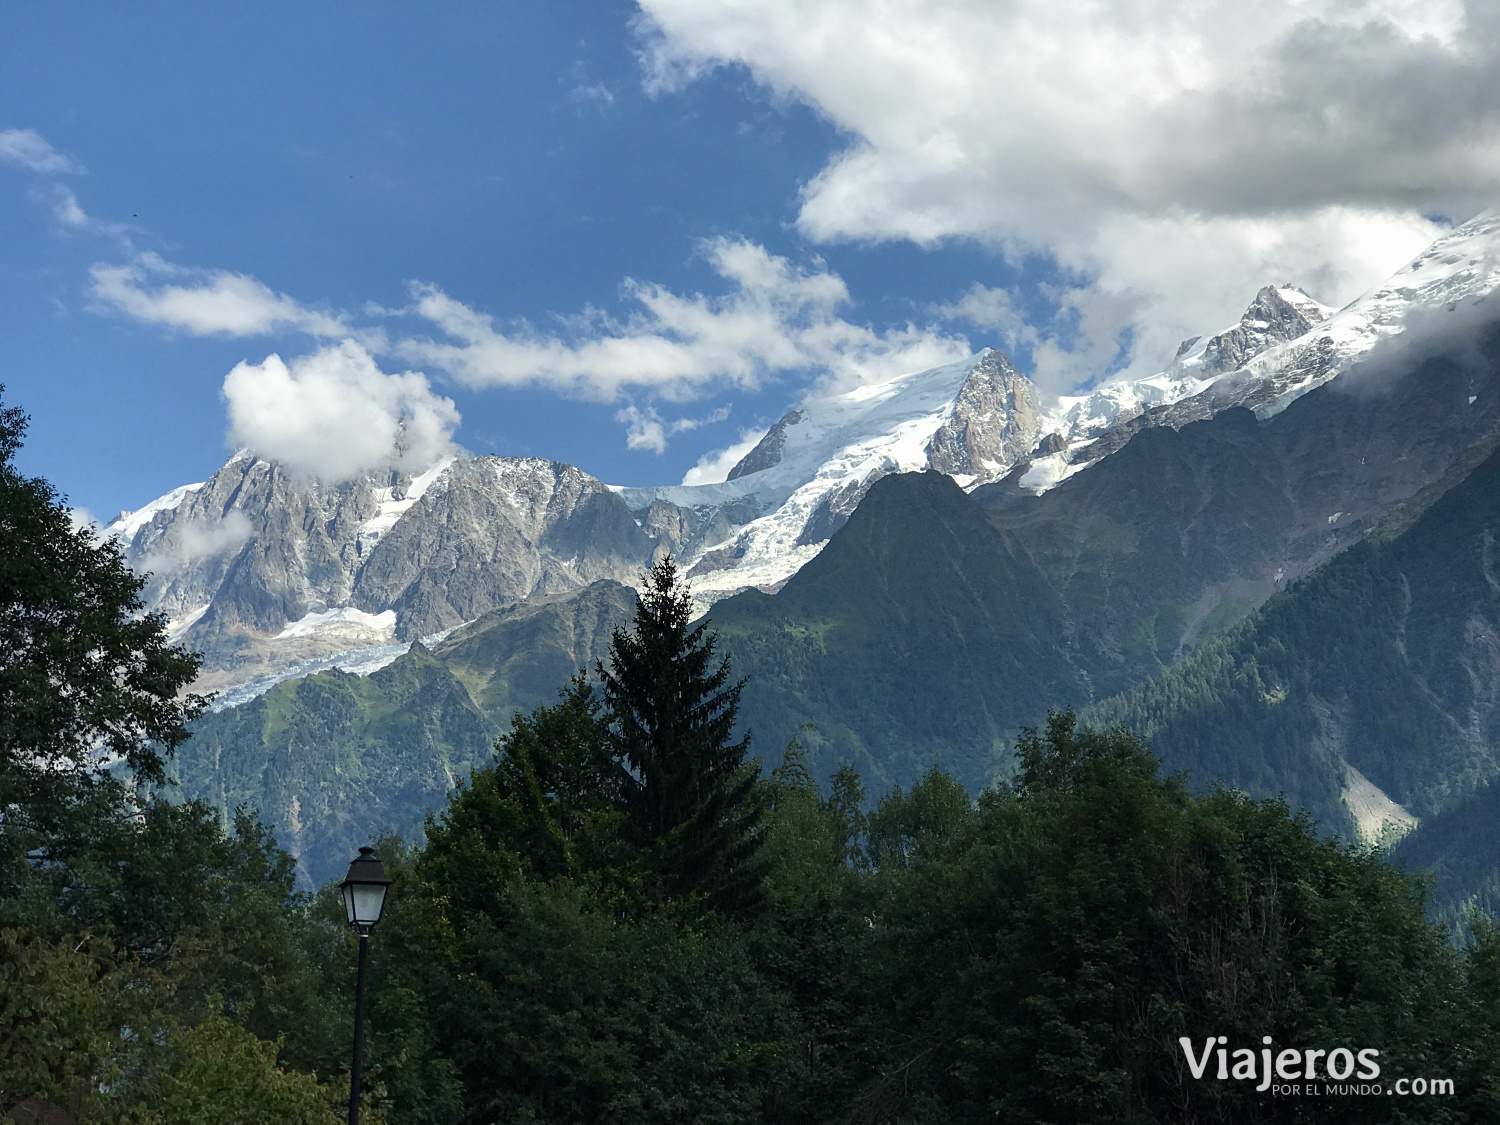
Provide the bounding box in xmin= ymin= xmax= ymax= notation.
xmin=7 ymin=385 xmax=1500 ymax=1124
xmin=1089 ymin=438 xmax=1500 ymax=925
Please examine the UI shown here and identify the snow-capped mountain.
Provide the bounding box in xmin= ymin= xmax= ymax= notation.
xmin=619 ymin=348 xmax=1045 ymax=604
xmin=1017 ymin=210 xmax=1500 ymax=490
xmin=635 ymin=281 xmax=1344 ymax=603
xmin=108 ymin=210 xmax=1500 ymax=699
xmin=109 ymin=453 xmax=658 ymax=694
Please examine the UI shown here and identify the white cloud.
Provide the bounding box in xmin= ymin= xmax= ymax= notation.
xmin=937 ymin=284 xmax=1039 ymax=350
xmin=571 ymin=82 xmax=617 ymax=106
xmin=0 ymin=128 xmax=79 ymax=174
xmin=221 ymin=341 xmax=461 ymax=481
xmin=636 ymin=0 xmax=1495 ymax=388
xmin=48 ymin=185 xmax=135 ymax=246
xmin=91 ymin=253 xmax=352 ymax=338
xmin=616 ymin=403 xmax=731 ymax=453
xmin=396 ymin=237 xmax=971 ymax=398
xmin=52 ymin=185 xmax=89 ymax=228
xmin=681 ymin=426 xmax=768 ymax=484
xmin=89 ymin=238 xmax=972 ymax=457
xmin=139 ymin=511 xmax=254 ymax=573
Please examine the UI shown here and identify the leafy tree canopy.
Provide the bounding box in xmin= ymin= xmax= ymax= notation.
xmin=0 ymin=388 xmax=205 ymax=832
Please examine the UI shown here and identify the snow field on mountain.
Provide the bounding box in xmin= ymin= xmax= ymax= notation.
xmin=104 ymin=210 xmax=1500 ymax=695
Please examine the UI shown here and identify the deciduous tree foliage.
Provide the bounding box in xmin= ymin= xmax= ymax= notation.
xmin=0 ymin=388 xmax=347 ymax=1122
xmin=0 ymin=390 xmax=205 ymax=833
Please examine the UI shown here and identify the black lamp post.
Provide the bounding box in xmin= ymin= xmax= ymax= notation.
xmin=340 ymin=846 xmax=392 ymax=1125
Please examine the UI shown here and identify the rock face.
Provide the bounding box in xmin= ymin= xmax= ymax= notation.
xmin=121 ymin=453 xmax=381 ymax=636
xmin=350 ymin=458 xmax=652 ymax=639
xmin=727 ymin=410 xmax=803 ymax=479
xmin=925 ymin=349 xmax=1042 ymax=480
xmin=1194 ymin=285 xmax=1332 ymax=378
xmin=112 ymin=454 xmax=656 ymax=690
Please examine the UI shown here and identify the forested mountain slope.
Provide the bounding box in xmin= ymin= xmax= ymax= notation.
xmin=177 ymin=581 xmax=636 ymax=884
xmin=181 ymin=309 xmax=1500 ymax=882
xmin=709 ymin=470 xmax=1087 ymax=791
xmin=981 ymin=313 xmax=1500 ymax=701
xmin=1089 ymin=437 xmax=1500 ymax=847
xmin=716 ymin=311 xmax=1500 ymax=792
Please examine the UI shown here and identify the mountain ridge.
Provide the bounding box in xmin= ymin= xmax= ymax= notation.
xmin=111 ymin=211 xmax=1500 ymax=706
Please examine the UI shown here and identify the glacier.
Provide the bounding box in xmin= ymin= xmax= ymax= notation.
xmin=105 ymin=209 xmax=1500 ymax=698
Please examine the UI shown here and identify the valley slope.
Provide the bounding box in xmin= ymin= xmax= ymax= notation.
xmin=158 ymin=211 xmax=1500 ymax=891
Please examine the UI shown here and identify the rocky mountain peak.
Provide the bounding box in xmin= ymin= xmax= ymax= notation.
xmin=925 ymin=348 xmax=1042 ymax=484
xmin=109 ymin=452 xmax=659 ymax=694
xmin=727 ymin=409 xmax=804 ymax=480
xmin=1194 ymin=284 xmax=1334 ymax=377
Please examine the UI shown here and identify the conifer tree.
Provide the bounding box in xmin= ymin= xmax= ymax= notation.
xmin=597 ymin=556 xmax=764 ymax=917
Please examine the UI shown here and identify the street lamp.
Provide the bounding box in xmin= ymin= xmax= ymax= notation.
xmin=341 ymin=846 xmax=391 ymax=1125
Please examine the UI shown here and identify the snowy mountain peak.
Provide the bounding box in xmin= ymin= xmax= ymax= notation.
xmin=615 ymin=349 xmax=1047 ymax=608
xmin=1208 ymin=209 xmax=1500 ymax=420
xmin=108 ymin=212 xmax=1500 ymax=697
xmin=1013 ymin=210 xmax=1500 ymax=497
xmin=925 ymin=348 xmax=1042 ymax=486
xmin=1177 ymin=283 xmax=1336 ymax=380
xmin=1032 ymin=282 xmax=1332 ymax=459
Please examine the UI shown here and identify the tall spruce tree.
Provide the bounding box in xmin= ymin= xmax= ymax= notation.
xmin=598 ymin=556 xmax=764 ymax=917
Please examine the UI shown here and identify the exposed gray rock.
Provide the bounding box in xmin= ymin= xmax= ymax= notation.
xmin=1197 ymin=285 xmax=1330 ymax=378
xmin=925 ymin=349 xmax=1042 ymax=481
xmin=1032 ymin=432 xmax=1068 ymax=457
xmin=124 ymin=455 xmax=392 ymax=633
xmin=728 ymin=409 xmax=803 ymax=480
xmin=351 ymin=458 xmax=653 ymax=639
xmin=795 ymin=475 xmax=880 ymax=546
xmin=115 ymin=454 xmax=658 ymax=687
xmin=636 ymin=495 xmax=767 ymax=563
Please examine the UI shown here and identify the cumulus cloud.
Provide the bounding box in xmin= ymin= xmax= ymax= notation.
xmin=222 ymin=341 xmax=461 ymax=481
xmin=396 ymin=237 xmax=971 ymax=398
xmin=681 ymin=426 xmax=769 ymax=484
xmin=636 ymin=0 xmax=1497 ymax=388
xmin=0 ymin=128 xmax=79 ymax=174
xmin=616 ymin=403 xmax=731 ymax=453
xmin=91 ymin=253 xmax=352 ymax=338
xmin=90 ymin=238 xmax=973 ymax=457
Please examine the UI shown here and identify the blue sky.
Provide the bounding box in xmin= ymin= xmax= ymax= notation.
xmin=3 ymin=0 xmax=1490 ymax=519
